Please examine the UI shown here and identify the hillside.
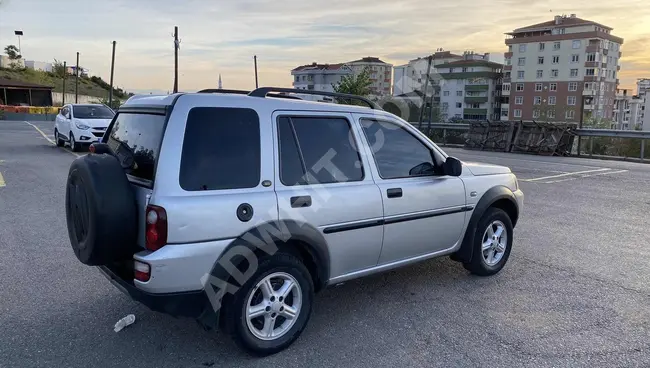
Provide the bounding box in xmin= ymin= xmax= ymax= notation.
xmin=0 ymin=67 xmax=129 ymax=100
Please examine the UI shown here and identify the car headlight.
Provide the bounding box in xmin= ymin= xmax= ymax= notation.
xmin=75 ymin=122 xmax=90 ymax=130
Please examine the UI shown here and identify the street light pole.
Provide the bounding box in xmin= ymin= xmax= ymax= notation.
xmin=14 ymin=30 xmax=23 ymax=55
xmin=577 ymin=95 xmax=588 ymax=156
xmin=109 ymin=41 xmax=116 ymax=107
xmin=75 ymin=52 xmax=79 ymax=103
xmin=62 ymin=61 xmax=67 ymax=105
xmin=254 ymin=55 xmax=259 ymax=88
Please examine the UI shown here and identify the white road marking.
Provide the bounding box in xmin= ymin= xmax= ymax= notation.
xmin=542 ymin=169 xmax=629 ymax=183
xmin=23 ymin=121 xmax=81 ymax=157
xmin=0 ymin=172 xmax=5 ymax=187
xmin=519 ymin=168 xmax=611 ymax=182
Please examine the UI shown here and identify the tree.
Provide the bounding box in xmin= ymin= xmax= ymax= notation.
xmin=52 ymin=59 xmax=66 ymax=77
xmin=4 ymin=45 xmax=21 ymax=60
xmin=332 ymin=67 xmax=372 ymax=104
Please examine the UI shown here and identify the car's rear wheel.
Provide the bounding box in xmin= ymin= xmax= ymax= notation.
xmin=463 ymin=207 xmax=513 ymax=276
xmin=54 ymin=129 xmax=64 ymax=147
xmin=222 ymin=252 xmax=314 ymax=356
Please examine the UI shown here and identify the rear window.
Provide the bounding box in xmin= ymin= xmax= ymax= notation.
xmin=179 ymin=107 xmax=260 ymax=191
xmin=106 ymin=113 xmax=166 ymax=182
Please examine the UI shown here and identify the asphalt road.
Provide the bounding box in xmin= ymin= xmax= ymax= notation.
xmin=1 ymin=120 xmax=649 ymax=368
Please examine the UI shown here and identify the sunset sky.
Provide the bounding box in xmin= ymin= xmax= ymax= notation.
xmin=0 ymin=0 xmax=648 ymax=94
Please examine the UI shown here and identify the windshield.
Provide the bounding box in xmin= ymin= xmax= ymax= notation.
xmin=72 ymin=105 xmax=115 ymax=119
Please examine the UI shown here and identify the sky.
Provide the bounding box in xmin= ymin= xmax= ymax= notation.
xmin=0 ymin=0 xmax=648 ymax=94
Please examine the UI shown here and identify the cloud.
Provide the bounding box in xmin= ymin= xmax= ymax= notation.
xmin=0 ymin=0 xmax=648 ymax=91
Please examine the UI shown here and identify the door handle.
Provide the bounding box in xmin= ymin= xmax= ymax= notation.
xmin=387 ymin=188 xmax=403 ymax=198
xmin=290 ymin=196 xmax=312 ymax=208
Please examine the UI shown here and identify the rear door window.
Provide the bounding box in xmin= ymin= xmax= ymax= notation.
xmin=179 ymin=107 xmax=260 ymax=191
xmin=105 ymin=112 xmax=167 ymax=182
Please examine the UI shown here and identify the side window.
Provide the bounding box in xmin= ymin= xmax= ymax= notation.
xmin=179 ymin=107 xmax=260 ymax=191
xmin=61 ymin=107 xmax=68 ymax=116
xmin=278 ymin=116 xmax=363 ymax=186
xmin=360 ymin=119 xmax=440 ymax=179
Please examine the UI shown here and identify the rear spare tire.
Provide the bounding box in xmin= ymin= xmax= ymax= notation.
xmin=65 ymin=153 xmax=138 ymax=266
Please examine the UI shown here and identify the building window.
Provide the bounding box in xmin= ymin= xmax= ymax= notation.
xmin=502 ymin=84 xmax=511 ymax=92
xmin=442 ymin=102 xmax=448 ymax=110
xmin=535 ymin=83 xmax=543 ymax=91
xmin=548 ymin=109 xmax=555 ymax=118
xmin=570 ymin=69 xmax=579 ymax=77
xmin=519 ymin=44 xmax=527 ymax=53
xmin=534 ymin=96 xmax=542 ymax=105
xmin=456 ymin=102 xmax=462 ymax=108
xmin=536 ymin=70 xmax=543 ymax=79
xmin=515 ymin=96 xmax=523 ymax=105
xmin=532 ymin=110 xmax=540 ymax=118
xmin=586 ymin=68 xmax=595 ymax=76
xmin=295 ymin=76 xmax=299 ymax=82
xmin=514 ymin=109 xmax=522 ymax=118
xmin=550 ymin=83 xmax=557 ymax=91
xmin=518 ymin=57 xmax=526 ymax=66
xmin=443 ymin=91 xmax=450 ymax=96
xmin=571 ymin=54 xmax=580 ymax=63
xmin=552 ymin=55 xmax=559 ymax=64
xmin=566 ymin=110 xmax=575 ymax=119
xmin=516 ymin=83 xmax=524 ymax=91
xmin=501 ymin=109 xmax=509 ymax=117
xmin=567 ymin=96 xmax=577 ymax=105
xmin=568 ymin=82 xmax=578 ymax=91
xmin=548 ymin=96 xmax=556 ymax=105
xmin=553 ymin=42 xmax=561 ymax=50
xmin=538 ymin=57 xmax=544 ymax=64
xmin=449 ymin=68 xmax=454 ymax=73
xmin=572 ymin=40 xmax=582 ymax=49
xmin=539 ymin=43 xmax=545 ymax=51
xmin=517 ymin=71 xmax=525 ymax=79
xmin=462 ymin=67 xmax=468 ymax=72
xmin=551 ymin=69 xmax=559 ymax=78
xmin=302 ymin=76 xmax=306 ymax=81
xmin=456 ymin=91 xmax=463 ymax=97
xmin=586 ymin=53 xmax=596 ymax=62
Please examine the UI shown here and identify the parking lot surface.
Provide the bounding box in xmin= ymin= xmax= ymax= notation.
xmin=1 ymin=120 xmax=649 ymax=368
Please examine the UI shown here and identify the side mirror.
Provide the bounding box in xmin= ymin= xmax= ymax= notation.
xmin=443 ymin=156 xmax=463 ymax=177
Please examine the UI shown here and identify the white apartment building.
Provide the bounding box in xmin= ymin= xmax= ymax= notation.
xmin=291 ymin=63 xmax=353 ymax=94
xmin=24 ymin=60 xmax=53 ymax=72
xmin=504 ymin=14 xmax=623 ymax=122
xmin=436 ymin=56 xmax=503 ymax=121
xmin=613 ymin=89 xmax=642 ymax=129
xmin=393 ymin=50 xmax=464 ymax=97
xmin=637 ymin=78 xmax=650 ymax=130
xmin=346 ymin=57 xmax=393 ymax=97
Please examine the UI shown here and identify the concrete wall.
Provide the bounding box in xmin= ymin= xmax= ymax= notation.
xmin=52 ymin=92 xmax=101 ymax=105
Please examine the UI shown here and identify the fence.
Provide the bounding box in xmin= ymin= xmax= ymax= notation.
xmin=410 ymin=121 xmax=649 ymax=162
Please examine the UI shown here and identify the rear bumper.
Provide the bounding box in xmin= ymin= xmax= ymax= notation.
xmin=98 ymin=265 xmax=208 ymax=319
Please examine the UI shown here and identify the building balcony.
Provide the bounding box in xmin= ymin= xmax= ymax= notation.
xmin=584 ymin=61 xmax=598 ymax=68
xmin=504 ymin=52 xmax=513 ymax=58
xmin=503 ymin=77 xmax=511 ymax=83
xmin=584 ymin=75 xmax=601 ymax=82
xmin=384 ymin=79 xmax=390 ymax=83
xmin=502 ymin=89 xmax=510 ymax=96
xmin=586 ymin=44 xmax=600 ymax=53
xmin=464 ymin=96 xmax=488 ymax=103
xmin=465 ymin=84 xmax=489 ymax=92
xmin=601 ymin=62 xmax=608 ymax=68
xmin=463 ymin=108 xmax=488 ymax=115
xmin=583 ymin=89 xmax=597 ymax=96
xmin=504 ymin=65 xmax=512 ymax=71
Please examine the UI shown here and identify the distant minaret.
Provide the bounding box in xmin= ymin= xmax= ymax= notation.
xmin=218 ymin=74 xmax=223 ymax=89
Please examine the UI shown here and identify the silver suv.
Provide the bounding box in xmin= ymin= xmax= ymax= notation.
xmin=65 ymin=88 xmax=523 ymax=356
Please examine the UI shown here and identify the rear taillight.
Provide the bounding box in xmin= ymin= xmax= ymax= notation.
xmin=145 ymin=205 xmax=167 ymax=251
xmin=134 ymin=260 xmax=151 ymax=282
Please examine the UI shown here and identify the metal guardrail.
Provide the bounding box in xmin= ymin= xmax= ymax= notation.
xmin=410 ymin=122 xmax=649 ymax=161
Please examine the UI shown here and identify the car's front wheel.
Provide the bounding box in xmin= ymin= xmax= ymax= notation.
xmin=463 ymin=207 xmax=513 ymax=276
xmin=222 ymin=252 xmax=314 ymax=356
xmin=69 ymin=132 xmax=81 ymax=152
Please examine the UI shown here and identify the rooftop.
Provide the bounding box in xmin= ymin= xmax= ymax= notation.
xmin=509 ymin=14 xmax=613 ymax=34
xmin=0 ymin=78 xmax=54 ymax=89
xmin=292 ymin=62 xmax=349 ymax=72
xmin=347 ymin=57 xmax=389 ymax=64
xmin=436 ymin=59 xmax=503 ymax=69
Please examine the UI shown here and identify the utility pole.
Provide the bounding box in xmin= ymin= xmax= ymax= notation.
xmin=109 ymin=41 xmax=116 ymax=107
xmin=253 ymin=55 xmax=259 ymax=88
xmin=577 ymin=95 xmax=589 ymax=156
xmin=75 ymin=52 xmax=79 ymax=103
xmin=62 ymin=61 xmax=67 ymax=105
xmin=173 ymin=26 xmax=179 ymax=93
xmin=418 ymin=55 xmax=433 ymax=125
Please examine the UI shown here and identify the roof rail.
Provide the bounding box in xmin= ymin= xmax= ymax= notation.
xmin=248 ymin=87 xmax=380 ymax=109
xmin=198 ymin=88 xmax=303 ymax=100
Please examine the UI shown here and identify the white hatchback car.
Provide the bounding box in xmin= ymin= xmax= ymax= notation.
xmin=54 ymin=104 xmax=115 ymax=151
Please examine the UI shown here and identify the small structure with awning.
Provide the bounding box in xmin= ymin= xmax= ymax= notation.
xmin=0 ymin=78 xmax=54 ymax=106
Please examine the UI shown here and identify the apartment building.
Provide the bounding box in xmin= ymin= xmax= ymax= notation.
xmin=347 ymin=57 xmax=393 ymax=97
xmin=393 ymin=50 xmax=464 ymax=97
xmin=291 ymin=63 xmax=353 ymax=93
xmin=436 ymin=55 xmax=503 ymax=121
xmin=637 ymin=78 xmax=650 ymax=130
xmin=504 ymin=14 xmax=624 ymax=122
xmin=613 ymin=89 xmax=642 ymax=129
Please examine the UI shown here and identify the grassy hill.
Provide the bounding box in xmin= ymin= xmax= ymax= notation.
xmin=0 ymin=67 xmax=129 ymax=100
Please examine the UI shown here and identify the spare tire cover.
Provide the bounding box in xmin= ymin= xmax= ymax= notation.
xmin=65 ymin=154 xmax=138 ymax=266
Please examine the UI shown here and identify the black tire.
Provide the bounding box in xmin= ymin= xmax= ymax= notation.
xmin=221 ymin=252 xmax=314 ymax=356
xmin=463 ymin=207 xmax=513 ymax=276
xmin=65 ymin=154 xmax=137 ymax=265
xmin=54 ymin=129 xmax=64 ymax=147
xmin=69 ymin=132 xmax=81 ymax=152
